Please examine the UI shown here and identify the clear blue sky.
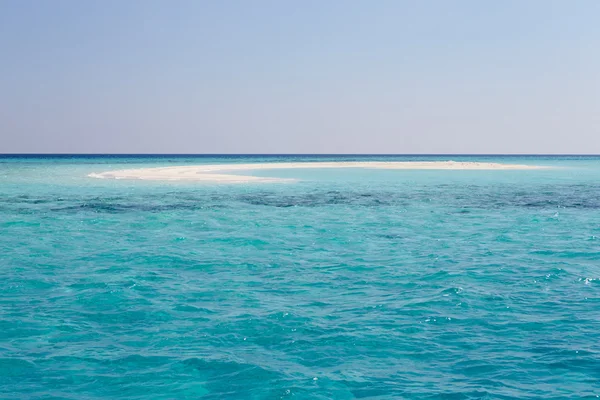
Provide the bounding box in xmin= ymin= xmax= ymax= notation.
xmin=1 ymin=0 xmax=599 ymax=153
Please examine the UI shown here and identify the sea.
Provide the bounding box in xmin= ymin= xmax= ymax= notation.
xmin=1 ymin=155 xmax=599 ymax=399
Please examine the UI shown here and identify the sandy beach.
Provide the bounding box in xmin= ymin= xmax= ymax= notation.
xmin=88 ymin=161 xmax=546 ymax=183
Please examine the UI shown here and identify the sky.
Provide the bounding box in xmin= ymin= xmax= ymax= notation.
xmin=1 ymin=0 xmax=599 ymax=154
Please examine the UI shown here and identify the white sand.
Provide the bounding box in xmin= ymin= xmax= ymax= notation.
xmin=88 ymin=161 xmax=546 ymax=183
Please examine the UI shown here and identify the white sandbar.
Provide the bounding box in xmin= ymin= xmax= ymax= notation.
xmin=88 ymin=161 xmax=546 ymax=183
xmin=89 ymin=161 xmax=545 ymax=183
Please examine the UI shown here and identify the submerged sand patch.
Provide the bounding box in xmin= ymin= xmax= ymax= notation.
xmin=88 ymin=161 xmax=546 ymax=183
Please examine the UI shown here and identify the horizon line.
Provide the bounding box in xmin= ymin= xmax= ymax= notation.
xmin=1 ymin=153 xmax=600 ymax=157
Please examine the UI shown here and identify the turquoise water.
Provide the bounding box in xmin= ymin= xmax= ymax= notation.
xmin=1 ymin=155 xmax=600 ymax=399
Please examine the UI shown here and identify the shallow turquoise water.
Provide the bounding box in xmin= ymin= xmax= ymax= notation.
xmin=1 ymin=155 xmax=600 ymax=399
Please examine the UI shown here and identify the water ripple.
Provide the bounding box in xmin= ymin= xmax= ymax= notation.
xmin=2 ymin=161 xmax=600 ymax=398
